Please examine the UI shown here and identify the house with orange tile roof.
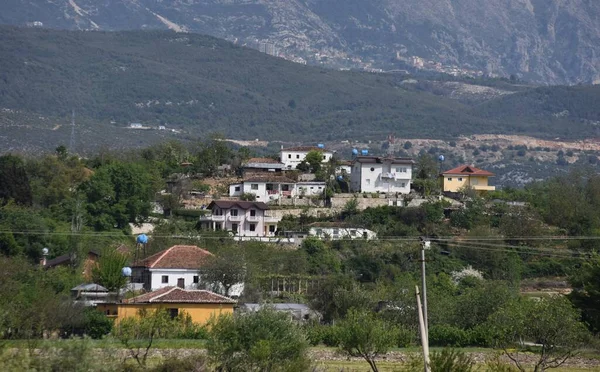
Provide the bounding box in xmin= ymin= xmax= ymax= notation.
xmin=440 ymin=165 xmax=495 ymax=193
xmin=97 ymin=286 xmax=235 ymax=324
xmin=132 ymin=245 xmax=210 ymax=290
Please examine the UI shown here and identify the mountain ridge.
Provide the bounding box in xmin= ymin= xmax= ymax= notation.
xmin=2 ymin=0 xmax=599 ymax=84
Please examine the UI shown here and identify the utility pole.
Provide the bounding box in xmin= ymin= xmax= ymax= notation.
xmin=416 ymin=285 xmax=430 ymax=372
xmin=419 ymin=237 xmax=431 ymax=334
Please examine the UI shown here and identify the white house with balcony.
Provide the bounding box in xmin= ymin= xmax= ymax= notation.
xmin=280 ymin=146 xmax=333 ymax=169
xmin=350 ymin=156 xmax=414 ymax=194
xmin=199 ymin=200 xmax=280 ymax=237
xmin=229 ymin=176 xmax=296 ymax=202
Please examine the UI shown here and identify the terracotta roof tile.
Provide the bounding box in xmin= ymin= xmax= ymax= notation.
xmin=442 ymin=165 xmax=494 ymax=176
xmin=132 ymin=245 xmax=213 ymax=269
xmin=123 ymin=287 xmax=236 ymax=304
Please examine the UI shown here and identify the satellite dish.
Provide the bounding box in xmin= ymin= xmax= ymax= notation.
xmin=42 ymin=247 xmax=49 ymax=256
xmin=136 ymin=234 xmax=148 ymax=244
xmin=438 ymin=155 xmax=445 ymax=162
xmin=122 ymin=267 xmax=132 ymax=277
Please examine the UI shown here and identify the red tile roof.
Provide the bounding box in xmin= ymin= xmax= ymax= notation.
xmin=442 ymin=165 xmax=494 ymax=176
xmin=132 ymin=245 xmax=213 ymax=269
xmin=123 ymin=287 xmax=236 ymax=304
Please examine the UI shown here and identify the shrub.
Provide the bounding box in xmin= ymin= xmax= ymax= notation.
xmin=151 ymin=354 xmax=208 ymax=372
xmin=429 ymin=324 xmax=471 ymax=347
xmin=83 ymin=307 xmax=113 ymax=339
xmin=429 ymin=348 xmax=475 ymax=372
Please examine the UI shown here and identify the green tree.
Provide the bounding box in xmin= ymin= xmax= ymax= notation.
xmin=300 ymin=237 xmax=341 ymax=275
xmin=81 ymin=162 xmax=155 ymax=230
xmin=486 ymin=296 xmax=589 ymax=372
xmin=335 ymin=308 xmax=399 ymax=372
xmin=0 ymin=154 xmax=32 ymax=206
xmin=413 ymin=154 xmax=440 ymax=196
xmin=194 ymin=133 xmax=232 ymax=177
xmin=206 ymin=308 xmax=310 ymax=372
xmin=568 ymin=252 xmax=600 ymax=334
xmin=92 ymin=249 xmax=129 ymax=292
xmin=305 ymin=150 xmax=324 ymax=173
xmin=200 ymin=246 xmax=245 ymax=297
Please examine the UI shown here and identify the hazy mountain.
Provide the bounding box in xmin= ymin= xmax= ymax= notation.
xmin=2 ymin=0 xmax=599 ymax=85
xmin=1 ymin=25 xmax=599 ymax=155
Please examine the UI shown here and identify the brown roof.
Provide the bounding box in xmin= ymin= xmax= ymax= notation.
xmin=243 ymin=175 xmax=296 ymax=183
xmin=123 ymin=287 xmax=236 ymax=304
xmin=353 ymin=156 xmax=414 ymax=165
xmin=283 ymin=146 xmax=328 ymax=152
xmin=245 ymin=157 xmax=282 ymax=164
xmin=208 ymin=200 xmax=269 ymax=210
xmin=442 ymin=165 xmax=494 ymax=176
xmin=132 ymin=245 xmax=213 ymax=269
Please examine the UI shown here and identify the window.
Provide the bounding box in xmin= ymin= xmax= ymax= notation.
xmin=269 ymin=225 xmax=276 ymax=233
xmin=232 ymin=223 xmax=238 ymax=233
xmin=322 ymin=155 xmax=326 ymax=160
xmin=366 ymin=179 xmax=371 ymax=185
xmin=193 ymin=276 xmax=199 ymax=284
xmin=296 ymin=154 xmax=300 ymax=159
xmin=161 ymin=275 xmax=168 ymax=283
xmin=447 ymin=178 xmax=452 ymax=181
xmin=251 ymin=184 xmax=258 ymax=190
xmin=249 ymin=223 xmax=256 ymax=232
xmin=310 ymin=186 xmax=314 ymax=189
xmin=288 ymin=154 xmax=291 ymax=159
xmin=370 ymin=167 xmax=375 ymax=171
xmin=318 ymin=186 xmax=322 ymax=189
xmin=401 ymin=183 xmax=406 ymax=187
xmin=168 ymin=308 xmax=179 ymax=319
xmin=231 ymin=209 xmax=238 ymax=216
xmin=234 ymin=186 xmax=240 ymax=192
xmin=250 ymin=209 xmax=256 ymax=217
xmin=458 ymin=177 xmax=463 ymax=181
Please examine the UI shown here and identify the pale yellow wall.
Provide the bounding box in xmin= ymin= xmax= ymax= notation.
xmin=441 ymin=175 xmax=490 ymax=192
xmin=105 ymin=303 xmax=234 ymax=324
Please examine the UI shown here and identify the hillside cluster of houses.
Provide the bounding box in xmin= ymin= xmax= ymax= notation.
xmin=52 ymin=146 xmax=497 ymax=329
xmin=197 ymin=145 xmax=495 ymax=241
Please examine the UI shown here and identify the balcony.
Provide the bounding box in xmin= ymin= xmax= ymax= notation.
xmin=267 ymin=190 xmax=279 ymax=195
xmin=247 ymin=215 xmax=260 ymax=222
xmin=381 ymin=172 xmax=396 ymax=179
xmin=264 ymin=215 xmax=280 ymax=223
xmin=199 ymin=214 xmax=225 ymax=222
xmin=229 ymin=215 xmax=243 ymax=222
xmin=472 ymin=185 xmax=496 ymax=192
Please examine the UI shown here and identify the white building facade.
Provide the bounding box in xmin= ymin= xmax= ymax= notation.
xmin=280 ymin=146 xmax=333 ymax=169
xmin=350 ymin=156 xmax=413 ymax=194
xmin=199 ymin=200 xmax=280 ymax=237
xmin=309 ymin=226 xmax=377 ymax=240
xmin=229 ymin=176 xmax=296 ymax=202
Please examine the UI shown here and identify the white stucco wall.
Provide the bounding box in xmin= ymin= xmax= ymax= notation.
xmin=351 ymin=162 xmax=412 ymax=194
xmin=280 ymin=150 xmax=333 ymax=169
xmin=149 ymin=269 xmax=201 ymax=290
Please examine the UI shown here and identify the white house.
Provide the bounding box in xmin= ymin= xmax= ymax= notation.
xmin=280 ymin=146 xmax=333 ymax=169
xmin=350 ymin=156 xmax=413 ymax=194
xmin=296 ymin=181 xmax=327 ymax=197
xmin=199 ymin=200 xmax=280 ymax=237
xmin=229 ymin=176 xmax=296 ymax=201
xmin=336 ymin=160 xmax=352 ymax=175
xmin=308 ymin=223 xmax=377 ymax=240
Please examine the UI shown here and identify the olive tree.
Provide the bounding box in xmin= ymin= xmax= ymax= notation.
xmin=486 ymin=296 xmax=589 ymax=372
xmin=335 ymin=308 xmax=399 ymax=372
xmin=206 ymin=308 xmax=310 ymax=372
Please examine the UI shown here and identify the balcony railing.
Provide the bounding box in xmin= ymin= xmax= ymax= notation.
xmin=472 ymin=185 xmax=496 ymax=191
xmin=267 ymin=190 xmax=279 ymax=195
xmin=229 ymin=215 xmax=243 ymax=222
xmin=199 ymin=214 xmax=225 ymax=221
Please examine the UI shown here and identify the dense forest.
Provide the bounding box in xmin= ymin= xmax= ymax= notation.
xmin=1 ymin=26 xmax=600 ymax=152
xmin=1 ymin=139 xmax=600 ymax=370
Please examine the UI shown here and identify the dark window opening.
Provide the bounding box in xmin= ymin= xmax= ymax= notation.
xmin=161 ymin=275 xmax=168 ymax=283
xmin=168 ymin=308 xmax=179 ymax=319
xmin=193 ymin=275 xmax=199 ymax=284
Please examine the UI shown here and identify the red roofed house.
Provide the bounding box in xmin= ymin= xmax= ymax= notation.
xmin=131 ymin=245 xmax=213 ymax=292
xmin=97 ymin=286 xmax=235 ymax=324
xmin=440 ymin=165 xmax=495 ymax=193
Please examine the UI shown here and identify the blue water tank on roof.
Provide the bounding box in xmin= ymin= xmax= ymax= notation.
xmin=361 ymin=149 xmax=369 ymax=156
xmin=317 ymin=143 xmax=325 ymax=149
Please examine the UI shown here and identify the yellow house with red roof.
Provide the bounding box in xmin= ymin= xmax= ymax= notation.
xmin=97 ymin=286 xmax=235 ymax=324
xmin=440 ymin=165 xmax=495 ymax=193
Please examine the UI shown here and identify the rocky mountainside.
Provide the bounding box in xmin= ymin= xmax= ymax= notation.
xmin=2 ymin=0 xmax=599 ymax=85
